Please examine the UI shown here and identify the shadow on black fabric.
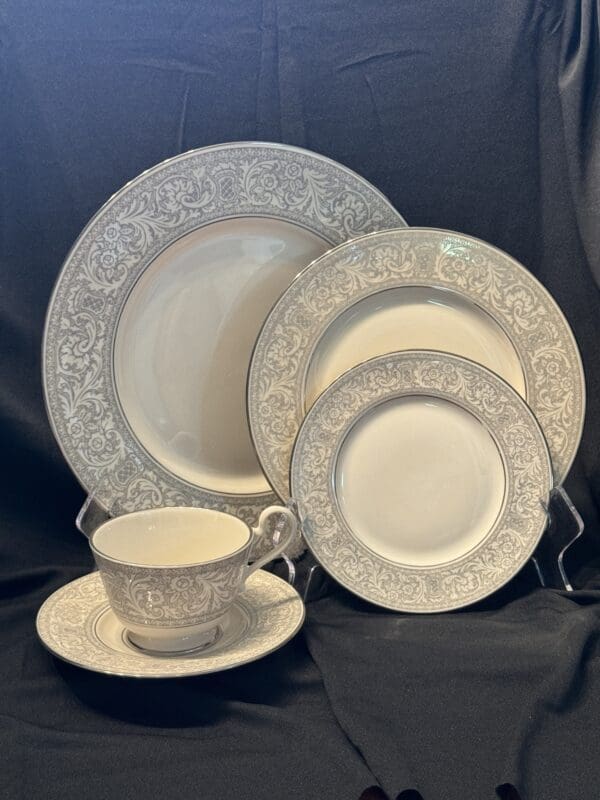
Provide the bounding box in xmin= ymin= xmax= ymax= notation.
xmin=496 ymin=784 xmax=523 ymax=800
xmin=396 ymin=790 xmax=425 ymax=800
xmin=53 ymin=640 xmax=298 ymax=728
xmin=55 ymin=663 xmax=233 ymax=728
xmin=358 ymin=787 xmax=390 ymax=800
xmin=358 ymin=789 xmax=424 ymax=800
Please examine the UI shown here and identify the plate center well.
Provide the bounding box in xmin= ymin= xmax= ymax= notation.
xmin=304 ymin=286 xmax=526 ymax=410
xmin=114 ymin=217 xmax=328 ymax=494
xmin=334 ymin=396 xmax=506 ymax=566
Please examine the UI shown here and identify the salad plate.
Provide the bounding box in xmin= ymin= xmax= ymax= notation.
xmin=290 ymin=351 xmax=553 ymax=612
xmin=36 ymin=570 xmax=304 ymax=678
xmin=248 ymin=228 xmax=585 ymax=500
xmin=43 ymin=142 xmax=405 ymax=530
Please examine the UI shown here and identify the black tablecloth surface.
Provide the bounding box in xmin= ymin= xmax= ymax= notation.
xmin=305 ymin=578 xmax=600 ymax=800
xmin=1 ymin=2 xmax=600 ymax=799
xmin=0 ymin=564 xmax=378 ymax=799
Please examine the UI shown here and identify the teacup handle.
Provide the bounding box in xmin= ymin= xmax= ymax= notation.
xmin=243 ymin=505 xmax=298 ymax=580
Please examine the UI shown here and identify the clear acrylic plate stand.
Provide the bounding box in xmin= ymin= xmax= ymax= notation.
xmin=76 ymin=486 xmax=584 ymax=602
xmin=532 ymin=485 xmax=584 ymax=591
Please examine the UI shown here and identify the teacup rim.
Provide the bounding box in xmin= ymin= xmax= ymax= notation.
xmin=89 ymin=506 xmax=253 ymax=569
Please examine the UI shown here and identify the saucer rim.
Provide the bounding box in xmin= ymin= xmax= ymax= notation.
xmin=36 ymin=570 xmax=305 ymax=679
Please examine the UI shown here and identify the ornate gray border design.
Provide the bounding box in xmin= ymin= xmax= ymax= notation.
xmin=42 ymin=142 xmax=405 ymax=528
xmin=290 ymin=351 xmax=553 ymax=612
xmin=36 ymin=570 xmax=304 ymax=678
xmin=93 ymin=549 xmax=249 ymax=628
xmin=248 ymin=228 xmax=585 ymax=499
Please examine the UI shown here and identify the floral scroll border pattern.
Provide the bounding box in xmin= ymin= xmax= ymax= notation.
xmin=43 ymin=143 xmax=404 ymax=531
xmin=36 ymin=571 xmax=304 ymax=678
xmin=290 ymin=352 xmax=553 ymax=612
xmin=94 ymin=552 xmax=248 ymax=628
xmin=248 ymin=228 xmax=585 ymax=500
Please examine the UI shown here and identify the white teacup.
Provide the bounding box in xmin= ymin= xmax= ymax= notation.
xmin=89 ymin=505 xmax=297 ymax=654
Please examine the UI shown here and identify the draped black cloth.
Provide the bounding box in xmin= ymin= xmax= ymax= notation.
xmin=1 ymin=2 xmax=599 ymax=798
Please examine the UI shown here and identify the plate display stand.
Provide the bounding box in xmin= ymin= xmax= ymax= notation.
xmin=75 ymin=493 xmax=111 ymax=541
xmin=289 ymin=487 xmax=585 ymax=600
xmin=532 ymin=486 xmax=584 ymax=591
xmin=75 ymin=487 xmax=584 ymax=598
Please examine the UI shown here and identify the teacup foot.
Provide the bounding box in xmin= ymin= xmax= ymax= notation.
xmin=125 ymin=622 xmax=223 ymax=657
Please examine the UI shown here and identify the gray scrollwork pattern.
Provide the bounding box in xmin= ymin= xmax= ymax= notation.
xmin=93 ymin=550 xmax=249 ymax=627
xmin=248 ymin=229 xmax=585 ymax=500
xmin=290 ymin=352 xmax=553 ymax=612
xmin=43 ymin=143 xmax=404 ymax=531
xmin=36 ymin=571 xmax=305 ymax=677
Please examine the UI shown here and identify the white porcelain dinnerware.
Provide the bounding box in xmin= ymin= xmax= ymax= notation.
xmin=43 ymin=142 xmax=405 ymax=535
xmin=36 ymin=570 xmax=304 ymax=678
xmin=248 ymin=228 xmax=584 ymax=501
xmin=90 ymin=504 xmax=296 ymax=653
xmin=290 ymin=351 xmax=553 ymax=612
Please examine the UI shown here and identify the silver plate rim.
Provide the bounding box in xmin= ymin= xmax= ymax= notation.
xmin=36 ymin=570 xmax=305 ymax=678
xmin=42 ymin=141 xmax=405 ymax=527
xmin=290 ymin=349 xmax=554 ymax=613
xmin=248 ymin=226 xmax=585 ymax=499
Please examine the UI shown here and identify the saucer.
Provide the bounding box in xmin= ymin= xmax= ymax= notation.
xmin=36 ymin=570 xmax=305 ymax=678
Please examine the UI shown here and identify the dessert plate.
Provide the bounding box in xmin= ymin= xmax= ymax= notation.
xmin=36 ymin=570 xmax=304 ymax=678
xmin=248 ymin=228 xmax=584 ymax=500
xmin=290 ymin=351 xmax=553 ymax=612
xmin=43 ymin=142 xmax=405 ymax=529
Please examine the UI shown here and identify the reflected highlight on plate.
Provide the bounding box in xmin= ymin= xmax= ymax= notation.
xmin=115 ymin=217 xmax=328 ymax=495
xmin=305 ymin=286 xmax=526 ymax=410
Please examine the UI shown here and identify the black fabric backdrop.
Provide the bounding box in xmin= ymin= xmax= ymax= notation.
xmin=1 ymin=2 xmax=600 ymax=799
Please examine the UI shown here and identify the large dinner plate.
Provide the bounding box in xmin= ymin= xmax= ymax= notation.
xmin=290 ymin=351 xmax=553 ymax=612
xmin=43 ymin=142 xmax=405 ymax=526
xmin=248 ymin=228 xmax=585 ymax=499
